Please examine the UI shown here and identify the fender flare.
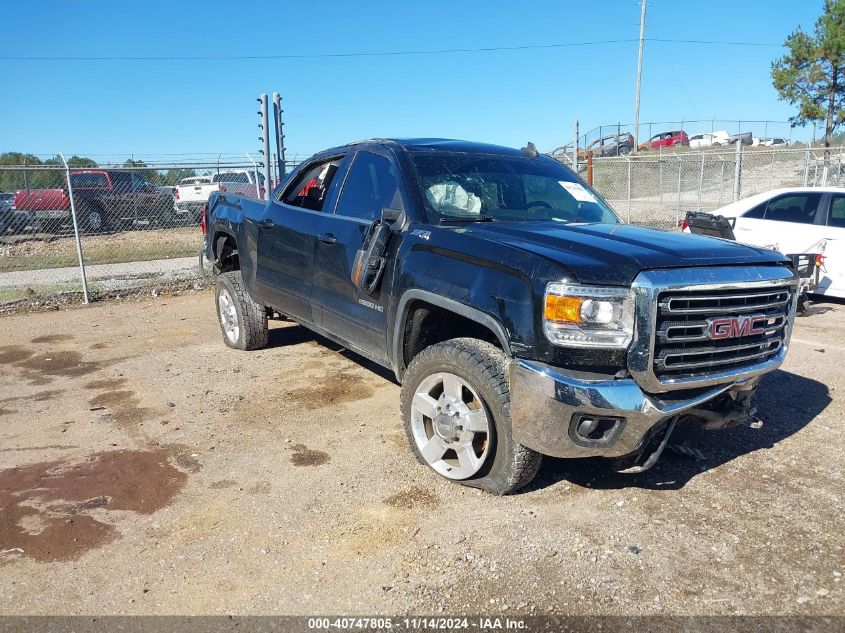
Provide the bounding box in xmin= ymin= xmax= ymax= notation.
xmin=392 ymin=289 xmax=512 ymax=379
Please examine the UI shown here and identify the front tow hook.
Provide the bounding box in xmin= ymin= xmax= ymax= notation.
xmin=616 ymin=416 xmax=678 ymax=474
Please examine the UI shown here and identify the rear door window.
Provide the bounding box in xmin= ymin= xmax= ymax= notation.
xmin=828 ymin=195 xmax=845 ymax=228
xmin=280 ymin=158 xmax=343 ymax=212
xmin=762 ymin=193 xmax=823 ymax=224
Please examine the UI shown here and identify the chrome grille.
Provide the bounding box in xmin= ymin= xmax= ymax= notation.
xmin=653 ymin=285 xmax=792 ymax=379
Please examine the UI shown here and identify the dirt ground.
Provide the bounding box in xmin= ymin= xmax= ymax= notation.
xmin=0 ymin=290 xmax=842 ymax=616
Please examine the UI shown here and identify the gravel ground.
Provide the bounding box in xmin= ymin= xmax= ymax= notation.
xmin=0 ymin=291 xmax=842 ymax=616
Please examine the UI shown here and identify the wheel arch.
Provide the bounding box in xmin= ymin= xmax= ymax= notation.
xmin=211 ymin=229 xmax=239 ymax=271
xmin=392 ymin=289 xmax=512 ymax=382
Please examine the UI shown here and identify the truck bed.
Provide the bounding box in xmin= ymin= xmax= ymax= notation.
xmin=13 ymin=188 xmax=69 ymax=212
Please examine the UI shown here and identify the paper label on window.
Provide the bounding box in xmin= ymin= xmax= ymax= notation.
xmin=559 ymin=181 xmax=597 ymax=203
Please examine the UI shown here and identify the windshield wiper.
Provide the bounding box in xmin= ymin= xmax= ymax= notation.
xmin=439 ymin=215 xmax=497 ymax=224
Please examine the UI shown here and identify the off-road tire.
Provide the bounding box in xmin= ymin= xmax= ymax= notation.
xmin=400 ymin=338 xmax=542 ymax=495
xmin=215 ymin=270 xmax=268 ymax=351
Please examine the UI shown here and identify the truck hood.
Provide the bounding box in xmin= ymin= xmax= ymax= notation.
xmin=458 ymin=221 xmax=787 ymax=285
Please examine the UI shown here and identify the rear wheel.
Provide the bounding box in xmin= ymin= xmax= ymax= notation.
xmin=400 ymin=338 xmax=542 ymax=495
xmin=618 ymin=145 xmax=631 ymax=156
xmin=215 ymin=270 xmax=268 ymax=351
xmin=79 ymin=203 xmax=109 ymax=234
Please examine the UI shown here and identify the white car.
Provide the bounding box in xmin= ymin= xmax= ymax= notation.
xmin=688 ymin=130 xmax=730 ymax=148
xmin=759 ymin=137 xmax=789 ymax=148
xmin=685 ymin=187 xmax=845 ymax=298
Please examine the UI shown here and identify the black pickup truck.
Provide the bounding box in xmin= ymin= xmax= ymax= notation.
xmin=204 ymin=138 xmax=798 ymax=494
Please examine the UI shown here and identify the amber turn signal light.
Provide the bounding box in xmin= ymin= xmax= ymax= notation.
xmin=544 ymin=295 xmax=583 ymax=323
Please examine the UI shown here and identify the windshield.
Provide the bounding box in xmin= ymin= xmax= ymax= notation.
xmin=409 ymin=153 xmax=619 ymax=224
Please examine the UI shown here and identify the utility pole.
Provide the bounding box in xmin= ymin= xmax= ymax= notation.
xmin=632 ymin=0 xmax=647 ymax=155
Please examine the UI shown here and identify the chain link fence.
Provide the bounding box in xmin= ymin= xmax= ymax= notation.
xmin=561 ymin=146 xmax=845 ymax=230
xmin=571 ymin=118 xmax=798 ymax=151
xmin=2 ymin=146 xmax=843 ymax=309
xmin=0 ymin=155 xmax=298 ymax=309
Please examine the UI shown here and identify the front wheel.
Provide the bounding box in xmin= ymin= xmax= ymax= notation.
xmin=215 ymin=270 xmax=268 ymax=350
xmin=400 ymin=338 xmax=542 ymax=495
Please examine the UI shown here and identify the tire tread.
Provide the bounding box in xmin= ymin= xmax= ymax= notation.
xmin=217 ymin=270 xmax=268 ymax=350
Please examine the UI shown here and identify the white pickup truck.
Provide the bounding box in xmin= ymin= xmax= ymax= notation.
xmin=175 ymin=176 xmax=217 ymax=219
xmin=176 ymin=170 xmax=266 ymax=221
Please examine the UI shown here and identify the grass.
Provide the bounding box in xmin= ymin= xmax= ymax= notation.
xmin=0 ymin=234 xmax=200 ymax=273
xmin=0 ymin=281 xmax=106 ymax=302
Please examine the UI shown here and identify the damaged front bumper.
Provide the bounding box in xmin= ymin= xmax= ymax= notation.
xmin=509 ymin=358 xmax=761 ymax=460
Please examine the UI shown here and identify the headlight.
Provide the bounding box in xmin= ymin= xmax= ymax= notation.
xmin=543 ymin=283 xmax=634 ymax=348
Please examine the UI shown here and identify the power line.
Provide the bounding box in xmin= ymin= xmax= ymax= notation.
xmin=0 ymin=38 xmax=782 ymax=62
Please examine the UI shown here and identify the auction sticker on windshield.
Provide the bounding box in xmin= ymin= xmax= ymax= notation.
xmin=559 ymin=181 xmax=597 ymax=203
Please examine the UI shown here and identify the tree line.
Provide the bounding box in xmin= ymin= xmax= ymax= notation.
xmin=0 ymin=152 xmax=199 ymax=193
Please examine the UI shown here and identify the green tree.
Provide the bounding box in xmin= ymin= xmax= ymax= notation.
xmin=772 ymin=0 xmax=845 ymax=159
xmin=66 ymin=155 xmax=98 ymax=168
xmin=0 ymin=152 xmax=99 ymax=192
xmin=123 ymin=158 xmax=157 ymax=184
xmin=159 ymin=167 xmax=198 ymax=186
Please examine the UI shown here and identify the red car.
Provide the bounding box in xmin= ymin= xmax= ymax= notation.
xmin=641 ymin=130 xmax=689 ymax=150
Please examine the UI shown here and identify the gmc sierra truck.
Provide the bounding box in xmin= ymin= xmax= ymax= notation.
xmin=204 ymin=138 xmax=799 ymax=494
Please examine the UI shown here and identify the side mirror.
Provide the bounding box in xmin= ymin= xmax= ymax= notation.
xmin=381 ymin=206 xmax=402 ymax=224
xmin=353 ymin=217 xmax=396 ymax=294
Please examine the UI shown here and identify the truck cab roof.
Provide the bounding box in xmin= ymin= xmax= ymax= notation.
xmin=315 ymin=138 xmax=530 ymax=159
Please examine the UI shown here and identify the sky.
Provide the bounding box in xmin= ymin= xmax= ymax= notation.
xmin=0 ymin=0 xmax=827 ymax=161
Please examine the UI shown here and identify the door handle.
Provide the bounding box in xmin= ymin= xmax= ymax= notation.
xmin=320 ymin=232 xmax=337 ymax=245
xmin=258 ymin=218 xmax=273 ymax=228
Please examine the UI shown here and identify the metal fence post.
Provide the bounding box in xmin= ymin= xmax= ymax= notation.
xmin=768 ymin=149 xmax=775 ymax=189
xmin=626 ymin=155 xmax=632 ymax=224
xmin=676 ymin=156 xmax=682 ymax=228
xmin=733 ymin=141 xmax=742 ymax=202
xmin=245 ymin=153 xmax=261 ymax=199
xmin=60 ymin=153 xmax=89 ymax=304
xmin=718 ymin=160 xmax=725 ymax=207
xmin=658 ymin=148 xmax=664 ymax=219
xmin=803 ymin=147 xmax=811 ymax=186
xmin=697 ymin=150 xmax=705 ymax=211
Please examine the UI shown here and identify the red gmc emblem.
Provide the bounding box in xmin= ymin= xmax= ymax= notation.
xmin=707 ymin=314 xmax=769 ymax=340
